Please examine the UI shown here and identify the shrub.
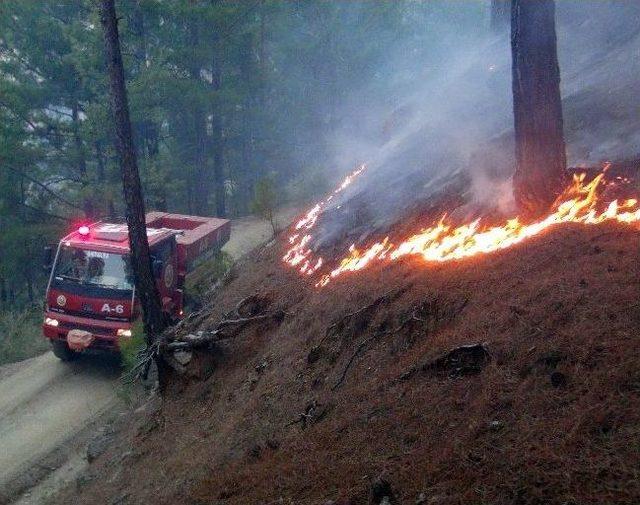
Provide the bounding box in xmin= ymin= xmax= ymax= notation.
xmin=184 ymin=251 xmax=234 ymax=308
xmin=252 ymin=176 xmax=279 ymax=236
xmin=119 ymin=320 xmax=146 ymax=375
xmin=0 ymin=306 xmax=50 ymax=365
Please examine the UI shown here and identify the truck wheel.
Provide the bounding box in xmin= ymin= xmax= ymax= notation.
xmin=51 ymin=340 xmax=78 ymax=362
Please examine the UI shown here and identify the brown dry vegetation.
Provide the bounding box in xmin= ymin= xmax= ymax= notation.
xmin=57 ymin=220 xmax=640 ymax=505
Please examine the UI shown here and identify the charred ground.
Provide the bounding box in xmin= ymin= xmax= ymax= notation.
xmin=53 ymin=214 xmax=640 ymax=505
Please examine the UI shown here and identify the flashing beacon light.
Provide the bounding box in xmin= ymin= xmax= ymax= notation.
xmin=78 ymin=225 xmax=90 ymax=236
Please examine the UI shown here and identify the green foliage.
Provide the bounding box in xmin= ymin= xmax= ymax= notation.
xmin=0 ymin=0 xmax=482 ymax=319
xmin=184 ymin=251 xmax=233 ymax=307
xmin=116 ymin=321 xmax=147 ymax=405
xmin=0 ymin=307 xmax=49 ymax=366
xmin=252 ymin=176 xmax=279 ymax=235
xmin=0 ymin=221 xmax=61 ymax=307
xmin=118 ymin=320 xmax=146 ymax=376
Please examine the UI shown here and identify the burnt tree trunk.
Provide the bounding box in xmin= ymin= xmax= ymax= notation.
xmin=491 ymin=0 xmax=511 ymax=32
xmin=511 ymin=0 xmax=568 ymax=216
xmin=98 ymin=0 xmax=166 ymax=345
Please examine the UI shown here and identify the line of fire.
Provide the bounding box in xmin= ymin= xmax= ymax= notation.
xmin=2 ymin=1 xmax=640 ymax=503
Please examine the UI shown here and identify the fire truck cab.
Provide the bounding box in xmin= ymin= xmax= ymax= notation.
xmin=42 ymin=212 xmax=230 ymax=360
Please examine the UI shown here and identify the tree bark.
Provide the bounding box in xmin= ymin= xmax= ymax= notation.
xmin=511 ymin=0 xmax=568 ymax=216
xmin=211 ymin=37 xmax=226 ymax=217
xmin=71 ymin=101 xmax=87 ymax=178
xmin=238 ymin=33 xmax=257 ymax=215
xmin=185 ymin=21 xmax=211 ymax=216
xmin=0 ymin=277 xmax=6 ymax=306
xmin=95 ymin=140 xmax=116 ymax=219
xmin=192 ymin=107 xmax=209 ymax=215
xmin=72 ymin=100 xmax=95 ymax=217
xmin=24 ymin=262 xmax=33 ymax=303
xmin=130 ymin=3 xmax=160 ymax=160
xmin=206 ymin=0 xmax=226 ymax=217
xmin=98 ymin=0 xmax=166 ymax=345
xmin=491 ymin=0 xmax=511 ymax=32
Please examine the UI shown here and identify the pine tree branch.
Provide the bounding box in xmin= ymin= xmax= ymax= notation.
xmin=3 ymin=164 xmax=85 ymax=211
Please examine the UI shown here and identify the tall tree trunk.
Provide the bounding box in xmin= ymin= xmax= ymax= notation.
xmin=211 ymin=111 xmax=225 ymax=217
xmin=95 ymin=140 xmax=106 ymax=182
xmin=511 ymin=0 xmax=567 ymax=216
xmin=491 ymin=0 xmax=511 ymax=32
xmin=98 ymin=0 xmax=166 ymax=346
xmin=95 ymin=140 xmax=116 ymax=219
xmin=130 ymin=2 xmax=160 ymax=160
xmin=0 ymin=277 xmax=6 ymax=306
xmin=238 ymin=33 xmax=257 ymax=216
xmin=72 ymin=100 xmax=94 ymax=217
xmin=72 ymin=101 xmax=87 ymax=178
xmin=192 ymin=107 xmax=209 ymax=215
xmin=211 ymin=35 xmax=226 ymax=217
xmin=25 ymin=266 xmax=33 ymax=303
xmin=183 ymin=19 xmax=209 ymax=216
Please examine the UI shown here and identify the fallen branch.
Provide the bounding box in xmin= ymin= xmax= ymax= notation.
xmin=330 ymin=297 xmax=469 ymax=390
xmin=122 ymin=340 xmax=161 ymax=384
xmin=173 ymin=311 xmax=285 ymax=347
xmin=331 ymin=306 xmax=424 ymax=390
xmin=127 ymin=294 xmax=284 ymax=381
xmin=286 ymin=400 xmax=327 ymax=428
xmin=398 ymin=343 xmax=491 ymax=383
xmin=224 ymin=294 xmax=260 ymax=320
xmin=325 ymin=291 xmax=392 ymax=339
xmin=216 ymin=313 xmax=274 ymax=328
xmin=332 ymin=334 xmax=377 ymax=390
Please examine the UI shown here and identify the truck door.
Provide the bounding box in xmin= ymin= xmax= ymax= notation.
xmin=150 ymin=239 xmax=179 ymax=317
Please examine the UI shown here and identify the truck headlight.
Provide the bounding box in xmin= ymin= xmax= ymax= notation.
xmin=116 ymin=329 xmax=132 ymax=338
xmin=44 ymin=317 xmax=59 ymax=327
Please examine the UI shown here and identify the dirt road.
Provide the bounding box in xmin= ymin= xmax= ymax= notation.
xmin=0 ymin=210 xmax=298 ymax=504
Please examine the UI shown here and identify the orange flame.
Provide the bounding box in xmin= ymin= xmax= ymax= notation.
xmin=284 ymin=169 xmax=640 ymax=287
xmin=282 ymin=164 xmax=366 ymax=276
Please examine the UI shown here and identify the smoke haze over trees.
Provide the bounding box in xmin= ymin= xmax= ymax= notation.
xmin=1 ymin=0 xmax=640 ymax=338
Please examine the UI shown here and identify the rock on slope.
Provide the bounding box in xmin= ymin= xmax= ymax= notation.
xmin=55 ymin=220 xmax=640 ymax=505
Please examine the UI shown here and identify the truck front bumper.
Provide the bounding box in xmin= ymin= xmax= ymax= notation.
xmin=43 ymin=311 xmax=132 ymax=351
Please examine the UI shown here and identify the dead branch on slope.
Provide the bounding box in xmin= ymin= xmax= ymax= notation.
xmin=126 ymin=294 xmax=284 ymax=381
xmin=330 ymin=296 xmax=469 ymax=390
xmin=397 ymin=343 xmax=491 ymax=383
xmin=286 ymin=400 xmax=328 ymax=429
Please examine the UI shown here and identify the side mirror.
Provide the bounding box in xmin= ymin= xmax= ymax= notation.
xmin=43 ymin=246 xmax=53 ymax=272
xmin=152 ymin=259 xmax=164 ymax=279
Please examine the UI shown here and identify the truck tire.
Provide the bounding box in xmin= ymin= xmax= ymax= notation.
xmin=51 ymin=340 xmax=78 ymax=362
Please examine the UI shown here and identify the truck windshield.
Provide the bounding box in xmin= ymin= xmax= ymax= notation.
xmin=52 ymin=246 xmax=133 ymax=292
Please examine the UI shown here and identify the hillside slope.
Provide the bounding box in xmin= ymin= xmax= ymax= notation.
xmin=56 ymin=220 xmax=640 ymax=505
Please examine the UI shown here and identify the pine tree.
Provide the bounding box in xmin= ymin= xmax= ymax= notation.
xmin=511 ymin=0 xmax=568 ymax=215
xmin=98 ymin=0 xmax=166 ymax=344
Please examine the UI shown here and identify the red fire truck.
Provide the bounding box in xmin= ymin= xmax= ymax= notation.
xmin=42 ymin=212 xmax=230 ymax=360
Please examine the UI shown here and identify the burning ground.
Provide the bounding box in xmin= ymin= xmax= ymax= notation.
xmin=54 ymin=171 xmax=640 ymax=505
xmin=284 ymin=165 xmax=640 ymax=287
